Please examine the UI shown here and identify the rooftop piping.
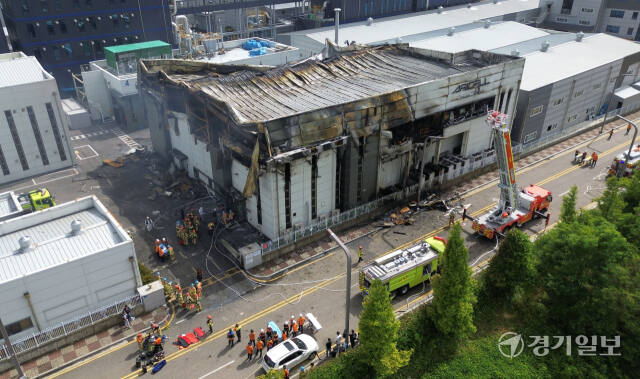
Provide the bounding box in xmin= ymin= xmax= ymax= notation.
xmin=18 ymin=236 xmax=32 ymax=253
xmin=541 ymin=41 xmax=550 ymax=52
xmin=71 ymin=220 xmax=82 ymax=235
xmin=334 ymin=8 xmax=341 ymax=44
xmin=576 ymin=31 xmax=584 ymax=42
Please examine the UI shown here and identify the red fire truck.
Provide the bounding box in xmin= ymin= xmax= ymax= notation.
xmin=464 ymin=111 xmax=552 ymax=240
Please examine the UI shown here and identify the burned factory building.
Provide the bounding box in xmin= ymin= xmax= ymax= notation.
xmin=139 ymin=44 xmax=524 ymax=241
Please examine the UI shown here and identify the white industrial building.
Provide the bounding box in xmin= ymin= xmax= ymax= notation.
xmin=0 ymin=52 xmax=74 ymax=186
xmin=0 ymin=196 xmax=141 ymax=341
xmin=492 ymin=32 xmax=640 ymax=145
xmin=280 ymin=0 xmax=543 ymax=53
xmin=540 ymin=0 xmax=640 ymax=41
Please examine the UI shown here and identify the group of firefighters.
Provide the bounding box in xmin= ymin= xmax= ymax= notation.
xmin=159 ymin=276 xmax=204 ymax=313
xmin=224 ymin=314 xmax=308 ymax=359
xmin=574 ymin=150 xmax=599 ymax=167
xmin=176 ymin=209 xmax=200 ymax=246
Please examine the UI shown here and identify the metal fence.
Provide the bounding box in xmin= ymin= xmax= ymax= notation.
xmin=0 ymin=294 xmax=142 ymax=361
xmin=259 ymin=103 xmax=640 ymax=256
xmin=261 ymin=184 xmax=419 ymax=254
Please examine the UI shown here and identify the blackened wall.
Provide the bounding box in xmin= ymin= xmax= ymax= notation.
xmin=0 ymin=0 xmax=172 ymax=96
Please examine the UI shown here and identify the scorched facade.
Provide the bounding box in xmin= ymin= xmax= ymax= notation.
xmin=139 ymin=44 xmax=524 ymax=240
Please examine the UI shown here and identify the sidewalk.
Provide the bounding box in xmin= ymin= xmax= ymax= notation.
xmin=0 ymin=307 xmax=168 ymax=379
xmin=246 ymin=113 xmax=637 ymax=280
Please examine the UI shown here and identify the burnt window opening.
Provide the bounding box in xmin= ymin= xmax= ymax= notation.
xmin=357 ymin=137 xmax=364 ymax=204
xmin=256 ymin=175 xmax=262 ymax=225
xmin=311 ymin=154 xmax=318 ymax=220
xmin=284 ymin=163 xmax=292 ymax=229
xmin=335 ymin=150 xmax=342 ymax=210
xmin=499 ymin=92 xmax=506 ymax=112
xmin=442 ymin=97 xmax=493 ymax=129
xmin=505 ymin=89 xmax=513 ymax=113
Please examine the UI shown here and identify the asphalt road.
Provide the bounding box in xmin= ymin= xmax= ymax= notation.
xmin=41 ymin=124 xmax=638 ymax=379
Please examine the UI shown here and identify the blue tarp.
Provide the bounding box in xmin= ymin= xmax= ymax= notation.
xmin=249 ymin=47 xmax=267 ymax=56
xmin=242 ymin=39 xmax=272 ymax=50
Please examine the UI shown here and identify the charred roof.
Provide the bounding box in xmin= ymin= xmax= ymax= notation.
xmin=139 ymin=45 xmax=515 ymax=125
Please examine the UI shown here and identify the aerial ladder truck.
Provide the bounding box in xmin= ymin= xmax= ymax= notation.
xmin=463 ymin=111 xmax=552 ymax=240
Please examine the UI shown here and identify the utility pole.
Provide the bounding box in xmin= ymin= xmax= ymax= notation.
xmin=599 ymin=73 xmax=634 ymax=134
xmin=0 ymin=318 xmax=26 ymax=378
xmin=327 ymin=229 xmax=351 ymax=338
xmin=616 ymin=115 xmax=638 ymax=162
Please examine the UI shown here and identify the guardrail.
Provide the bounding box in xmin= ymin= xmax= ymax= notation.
xmin=259 ymin=103 xmax=640 ymax=256
xmin=0 ymin=294 xmax=142 ymax=361
xmin=261 ymin=184 xmax=420 ymax=254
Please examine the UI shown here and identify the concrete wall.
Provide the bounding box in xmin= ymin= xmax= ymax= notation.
xmin=82 ymin=68 xmax=114 ymax=121
xmin=0 ymin=240 xmax=136 ymax=342
xmin=0 ymin=78 xmax=73 ymax=185
xmin=141 ymin=90 xmax=170 ymax=159
xmin=168 ymin=111 xmax=215 ymax=186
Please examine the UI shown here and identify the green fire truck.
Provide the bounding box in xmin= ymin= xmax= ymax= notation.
xmin=18 ymin=188 xmax=56 ymax=212
xmin=359 ymin=236 xmax=446 ymax=298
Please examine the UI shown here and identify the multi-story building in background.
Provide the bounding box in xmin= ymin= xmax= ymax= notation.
xmin=540 ymin=0 xmax=640 ymax=41
xmin=0 ymin=0 xmax=173 ymax=96
xmin=0 ymin=51 xmax=74 ymax=185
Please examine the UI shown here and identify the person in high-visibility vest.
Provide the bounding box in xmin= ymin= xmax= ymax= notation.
xmin=298 ymin=314 xmax=306 ymax=334
xmin=222 ymin=211 xmax=228 ymax=226
xmin=357 ymin=246 xmax=363 ymax=263
xmin=207 ymin=315 xmax=214 ymax=334
xmin=137 ymin=333 xmax=144 ymax=352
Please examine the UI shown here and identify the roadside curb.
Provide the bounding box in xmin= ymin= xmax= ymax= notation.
xmin=243 ymin=227 xmax=384 ymax=282
xmin=34 ymin=305 xmax=172 ymax=379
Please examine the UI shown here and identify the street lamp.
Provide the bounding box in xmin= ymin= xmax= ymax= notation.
xmin=599 ymin=73 xmax=635 ymax=134
xmin=327 ymin=228 xmax=351 ymax=339
xmin=616 ymin=115 xmax=638 ymax=163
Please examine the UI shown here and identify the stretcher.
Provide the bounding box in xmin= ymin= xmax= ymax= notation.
xmin=152 ymin=359 xmax=166 ymax=373
xmin=305 ymin=312 xmax=322 ymax=334
xmin=194 ymin=327 xmax=206 ymax=338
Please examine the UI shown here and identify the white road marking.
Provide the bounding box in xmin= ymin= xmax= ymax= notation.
xmin=175 ymin=319 xmax=186 ymax=325
xmin=112 ymin=127 xmax=142 ymax=149
xmin=558 ymin=189 xmax=570 ymax=197
xmin=11 ymin=168 xmax=79 ymax=192
xmin=74 ymin=144 xmax=99 ymax=160
xmin=198 ymin=360 xmax=235 ymax=379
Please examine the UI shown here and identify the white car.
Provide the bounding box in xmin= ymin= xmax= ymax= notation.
xmin=261 ymin=334 xmax=318 ymax=372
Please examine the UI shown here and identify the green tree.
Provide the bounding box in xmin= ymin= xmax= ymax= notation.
xmin=257 ymin=369 xmax=284 ymax=379
xmin=138 ymin=259 xmax=155 ymax=284
xmin=431 ymin=223 xmax=477 ymax=339
xmin=597 ymin=177 xmax=625 ymax=224
xmin=534 ymin=211 xmax=637 ymax=337
xmin=481 ymin=228 xmax=534 ymax=303
xmin=559 ymin=185 xmax=578 ymax=223
xmin=358 ymin=279 xmax=412 ymax=377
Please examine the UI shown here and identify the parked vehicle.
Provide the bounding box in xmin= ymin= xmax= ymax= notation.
xmin=261 ymin=335 xmax=318 ymax=372
xmin=359 ymin=236 xmax=446 ymax=298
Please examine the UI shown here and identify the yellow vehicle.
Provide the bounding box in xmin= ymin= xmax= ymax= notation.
xmin=359 ymin=236 xmax=446 ymax=298
xmin=18 ymin=188 xmax=56 ymax=212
